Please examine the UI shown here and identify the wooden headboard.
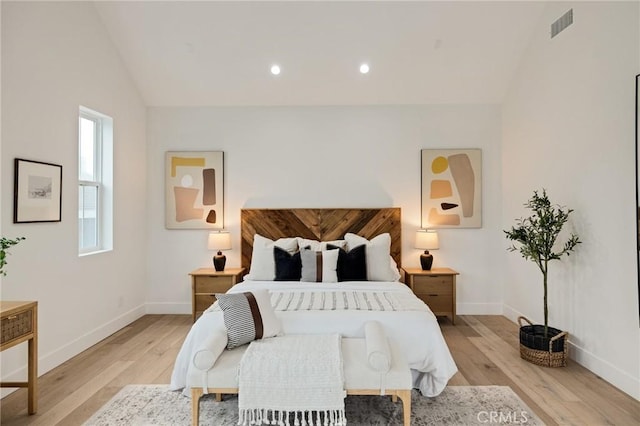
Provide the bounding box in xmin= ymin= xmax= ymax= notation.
xmin=240 ymin=208 xmax=401 ymax=271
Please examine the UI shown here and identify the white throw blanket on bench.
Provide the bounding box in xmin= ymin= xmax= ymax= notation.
xmin=238 ymin=334 xmax=346 ymax=426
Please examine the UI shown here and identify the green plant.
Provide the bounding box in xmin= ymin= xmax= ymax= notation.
xmin=0 ymin=236 xmax=25 ymax=276
xmin=504 ymin=189 xmax=581 ymax=337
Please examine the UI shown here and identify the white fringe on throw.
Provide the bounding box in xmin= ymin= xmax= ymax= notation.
xmin=237 ymin=408 xmax=346 ymax=426
xmin=238 ymin=334 xmax=346 ymax=426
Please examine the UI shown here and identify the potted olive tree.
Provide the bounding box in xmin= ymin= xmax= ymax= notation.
xmin=0 ymin=236 xmax=25 ymax=276
xmin=504 ymin=189 xmax=580 ymax=367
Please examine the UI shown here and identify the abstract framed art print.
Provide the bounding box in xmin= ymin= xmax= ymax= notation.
xmin=165 ymin=151 xmax=224 ymax=229
xmin=421 ymin=149 xmax=482 ymax=228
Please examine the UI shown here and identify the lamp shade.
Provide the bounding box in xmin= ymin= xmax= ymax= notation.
xmin=207 ymin=231 xmax=231 ymax=251
xmin=415 ymin=230 xmax=439 ymax=250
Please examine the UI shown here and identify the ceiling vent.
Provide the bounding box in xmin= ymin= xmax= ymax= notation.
xmin=551 ymin=9 xmax=573 ymax=38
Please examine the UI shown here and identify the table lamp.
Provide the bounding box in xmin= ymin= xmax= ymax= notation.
xmin=208 ymin=231 xmax=231 ymax=271
xmin=415 ymin=229 xmax=439 ymax=270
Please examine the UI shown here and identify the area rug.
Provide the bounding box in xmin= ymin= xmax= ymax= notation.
xmin=84 ymin=385 xmax=545 ymax=426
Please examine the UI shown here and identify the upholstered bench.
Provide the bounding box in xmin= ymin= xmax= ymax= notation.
xmin=189 ymin=326 xmax=412 ymax=426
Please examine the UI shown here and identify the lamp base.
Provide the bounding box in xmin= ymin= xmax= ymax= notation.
xmin=420 ymin=250 xmax=433 ymax=270
xmin=213 ymin=252 xmax=226 ymax=271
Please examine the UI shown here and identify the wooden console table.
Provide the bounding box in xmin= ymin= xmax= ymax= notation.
xmin=1 ymin=301 xmax=38 ymax=414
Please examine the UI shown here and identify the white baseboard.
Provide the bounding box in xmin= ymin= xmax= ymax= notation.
xmin=503 ymin=304 xmax=640 ymax=400
xmin=145 ymin=302 xmax=191 ymax=315
xmin=457 ymin=302 xmax=503 ymax=315
xmin=1 ymin=304 xmax=146 ymax=398
xmin=502 ymin=305 xmax=540 ymax=324
xmin=502 ymin=304 xmax=530 ymax=325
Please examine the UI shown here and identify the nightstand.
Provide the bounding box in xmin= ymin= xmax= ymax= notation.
xmin=189 ymin=268 xmax=244 ymax=322
xmin=404 ymin=268 xmax=459 ymax=324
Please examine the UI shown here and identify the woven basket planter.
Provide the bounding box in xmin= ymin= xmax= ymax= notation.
xmin=517 ymin=316 xmax=568 ymax=367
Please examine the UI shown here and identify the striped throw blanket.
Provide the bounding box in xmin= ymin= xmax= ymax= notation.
xmin=238 ymin=334 xmax=346 ymax=426
xmin=270 ymin=290 xmax=423 ymax=312
xmin=207 ymin=290 xmax=427 ymax=314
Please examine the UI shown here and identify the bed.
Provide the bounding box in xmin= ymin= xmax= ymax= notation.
xmin=170 ymin=208 xmax=457 ymax=397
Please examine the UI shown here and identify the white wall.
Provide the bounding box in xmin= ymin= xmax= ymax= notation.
xmin=1 ymin=1 xmax=147 ymax=387
xmin=146 ymin=106 xmax=504 ymax=315
xmin=502 ymin=2 xmax=640 ymax=398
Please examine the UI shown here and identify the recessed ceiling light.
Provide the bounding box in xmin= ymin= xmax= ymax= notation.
xmin=270 ymin=64 xmax=281 ymax=75
xmin=359 ymin=63 xmax=370 ymax=74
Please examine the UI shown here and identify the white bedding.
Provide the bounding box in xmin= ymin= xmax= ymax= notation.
xmin=169 ymin=280 xmax=458 ymax=397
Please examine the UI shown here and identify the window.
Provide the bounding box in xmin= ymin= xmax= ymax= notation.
xmin=79 ymin=107 xmax=113 ymax=254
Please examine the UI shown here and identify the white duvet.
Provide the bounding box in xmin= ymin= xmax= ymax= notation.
xmin=169 ymin=280 xmax=458 ymax=397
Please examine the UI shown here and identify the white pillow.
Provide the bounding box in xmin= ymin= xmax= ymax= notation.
xmin=388 ymin=256 xmax=402 ymax=282
xmin=192 ymin=327 xmax=228 ymax=371
xmin=364 ymin=321 xmax=391 ymax=373
xmin=296 ymin=237 xmax=347 ymax=252
xmin=245 ymin=234 xmax=298 ymax=281
xmin=300 ymin=248 xmax=339 ymax=283
xmin=344 ymin=232 xmax=400 ymax=282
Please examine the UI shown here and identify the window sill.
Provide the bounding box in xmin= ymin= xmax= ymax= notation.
xmin=79 ymin=248 xmax=112 ymax=257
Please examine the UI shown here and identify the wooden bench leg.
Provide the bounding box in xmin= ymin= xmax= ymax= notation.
xmin=215 ymin=393 xmax=222 ymax=402
xmin=392 ymin=394 xmax=398 ymax=403
xmin=396 ymin=389 xmax=412 ymax=426
xmin=191 ymin=388 xmax=203 ymax=426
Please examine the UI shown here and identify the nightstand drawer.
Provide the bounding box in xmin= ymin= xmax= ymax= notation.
xmin=195 ymin=294 xmax=218 ymax=312
xmin=413 ymin=281 xmax=453 ymax=296
xmin=195 ymin=276 xmax=234 ymax=293
xmin=1 ymin=309 xmax=33 ymax=345
xmin=416 ymin=293 xmax=453 ymax=314
xmin=412 ymin=275 xmax=452 ymax=287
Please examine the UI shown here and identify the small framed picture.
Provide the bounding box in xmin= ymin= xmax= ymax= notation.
xmin=14 ymin=158 xmax=62 ymax=223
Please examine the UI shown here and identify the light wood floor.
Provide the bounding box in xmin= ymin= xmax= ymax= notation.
xmin=1 ymin=314 xmax=638 ymax=425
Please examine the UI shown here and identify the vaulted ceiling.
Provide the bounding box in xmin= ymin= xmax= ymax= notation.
xmin=94 ymin=1 xmax=547 ymax=106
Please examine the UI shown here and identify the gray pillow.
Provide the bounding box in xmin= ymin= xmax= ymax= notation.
xmin=300 ymin=248 xmax=339 ymax=283
xmin=215 ymin=290 xmax=281 ymax=349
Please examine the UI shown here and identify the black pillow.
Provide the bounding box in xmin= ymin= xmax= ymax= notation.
xmin=327 ymin=244 xmax=367 ymax=281
xmin=274 ymin=246 xmax=302 ymax=281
